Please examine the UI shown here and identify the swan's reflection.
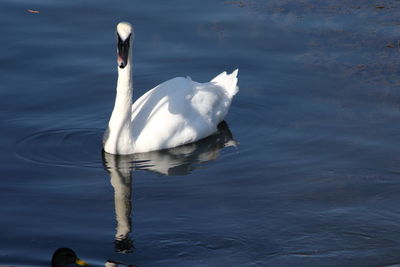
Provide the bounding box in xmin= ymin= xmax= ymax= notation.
xmin=102 ymin=152 xmax=133 ymax=253
xmin=102 ymin=121 xmax=236 ymax=253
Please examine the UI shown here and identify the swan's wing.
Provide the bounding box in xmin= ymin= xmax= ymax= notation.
xmin=191 ymin=69 xmax=239 ymax=125
xmin=210 ymin=69 xmax=239 ymax=98
xmin=129 ymin=76 xmax=225 ymax=153
xmin=130 ymin=77 xmax=195 ymax=152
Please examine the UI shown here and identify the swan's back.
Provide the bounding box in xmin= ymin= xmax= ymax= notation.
xmin=130 ymin=70 xmax=238 ymax=153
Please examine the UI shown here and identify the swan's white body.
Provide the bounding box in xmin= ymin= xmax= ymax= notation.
xmin=103 ymin=22 xmax=239 ymax=155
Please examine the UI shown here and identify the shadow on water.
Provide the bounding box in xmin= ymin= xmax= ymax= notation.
xmin=102 ymin=121 xmax=236 ymax=253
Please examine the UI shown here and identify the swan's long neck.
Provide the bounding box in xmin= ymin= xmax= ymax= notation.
xmin=115 ymin=62 xmax=133 ymax=114
xmin=105 ymin=53 xmax=134 ymax=154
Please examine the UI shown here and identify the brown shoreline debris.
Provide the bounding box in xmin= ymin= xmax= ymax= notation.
xmin=27 ymin=9 xmax=40 ymax=14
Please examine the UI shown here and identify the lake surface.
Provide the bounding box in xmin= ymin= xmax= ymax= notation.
xmin=1 ymin=0 xmax=400 ymax=266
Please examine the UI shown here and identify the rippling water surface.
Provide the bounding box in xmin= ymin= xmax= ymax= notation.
xmin=2 ymin=0 xmax=400 ymax=266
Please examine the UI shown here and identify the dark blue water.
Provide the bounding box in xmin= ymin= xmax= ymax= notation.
xmin=2 ymin=0 xmax=400 ymax=266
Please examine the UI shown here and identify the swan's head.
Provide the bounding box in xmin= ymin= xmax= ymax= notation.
xmin=116 ymin=22 xmax=133 ymax=69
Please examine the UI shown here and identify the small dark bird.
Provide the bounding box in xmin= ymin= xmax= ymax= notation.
xmin=51 ymin=248 xmax=88 ymax=267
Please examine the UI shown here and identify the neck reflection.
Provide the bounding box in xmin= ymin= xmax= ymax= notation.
xmin=102 ymin=152 xmax=134 ymax=253
xmin=102 ymin=121 xmax=236 ymax=253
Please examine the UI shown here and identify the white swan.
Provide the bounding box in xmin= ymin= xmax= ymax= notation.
xmin=103 ymin=22 xmax=239 ymax=155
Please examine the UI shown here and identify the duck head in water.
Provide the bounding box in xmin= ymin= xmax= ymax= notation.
xmin=51 ymin=248 xmax=88 ymax=267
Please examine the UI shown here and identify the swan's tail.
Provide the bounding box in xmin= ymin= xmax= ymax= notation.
xmin=211 ymin=69 xmax=239 ymax=98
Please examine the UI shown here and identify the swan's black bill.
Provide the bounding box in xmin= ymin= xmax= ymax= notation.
xmin=117 ymin=34 xmax=130 ymax=69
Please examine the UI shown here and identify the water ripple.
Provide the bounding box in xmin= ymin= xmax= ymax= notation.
xmin=15 ymin=128 xmax=104 ymax=168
